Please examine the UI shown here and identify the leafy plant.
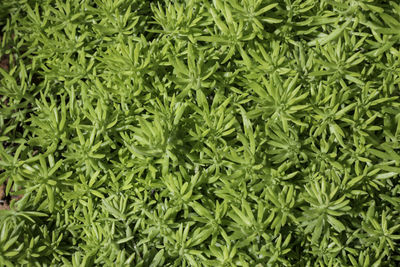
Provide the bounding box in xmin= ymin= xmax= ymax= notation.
xmin=1 ymin=0 xmax=400 ymax=265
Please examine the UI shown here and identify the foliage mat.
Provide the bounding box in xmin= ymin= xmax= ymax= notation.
xmin=1 ymin=0 xmax=400 ymax=266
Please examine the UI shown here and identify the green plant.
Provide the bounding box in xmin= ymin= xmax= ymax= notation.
xmin=1 ymin=0 xmax=400 ymax=266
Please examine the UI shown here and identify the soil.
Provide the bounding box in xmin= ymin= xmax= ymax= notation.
xmin=0 ymin=182 xmax=9 ymax=210
xmin=0 ymin=53 xmax=9 ymax=71
xmin=0 ymin=180 xmax=23 ymax=210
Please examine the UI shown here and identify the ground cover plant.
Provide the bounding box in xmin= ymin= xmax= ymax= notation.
xmin=1 ymin=0 xmax=400 ymax=265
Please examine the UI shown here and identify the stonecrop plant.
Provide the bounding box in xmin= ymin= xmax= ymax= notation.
xmin=1 ymin=0 xmax=400 ymax=266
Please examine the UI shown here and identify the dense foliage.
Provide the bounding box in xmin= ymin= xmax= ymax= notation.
xmin=1 ymin=0 xmax=400 ymax=266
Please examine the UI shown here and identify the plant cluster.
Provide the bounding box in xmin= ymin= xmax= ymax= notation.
xmin=1 ymin=0 xmax=400 ymax=266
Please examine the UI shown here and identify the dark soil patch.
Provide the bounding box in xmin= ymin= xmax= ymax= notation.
xmin=0 ymin=182 xmax=9 ymax=210
xmin=0 ymin=53 xmax=9 ymax=71
xmin=0 ymin=180 xmax=23 ymax=210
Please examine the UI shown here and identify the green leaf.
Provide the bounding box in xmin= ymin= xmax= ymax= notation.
xmin=308 ymin=20 xmax=351 ymax=46
xmin=150 ymin=249 xmax=165 ymax=267
xmin=327 ymin=215 xmax=346 ymax=232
